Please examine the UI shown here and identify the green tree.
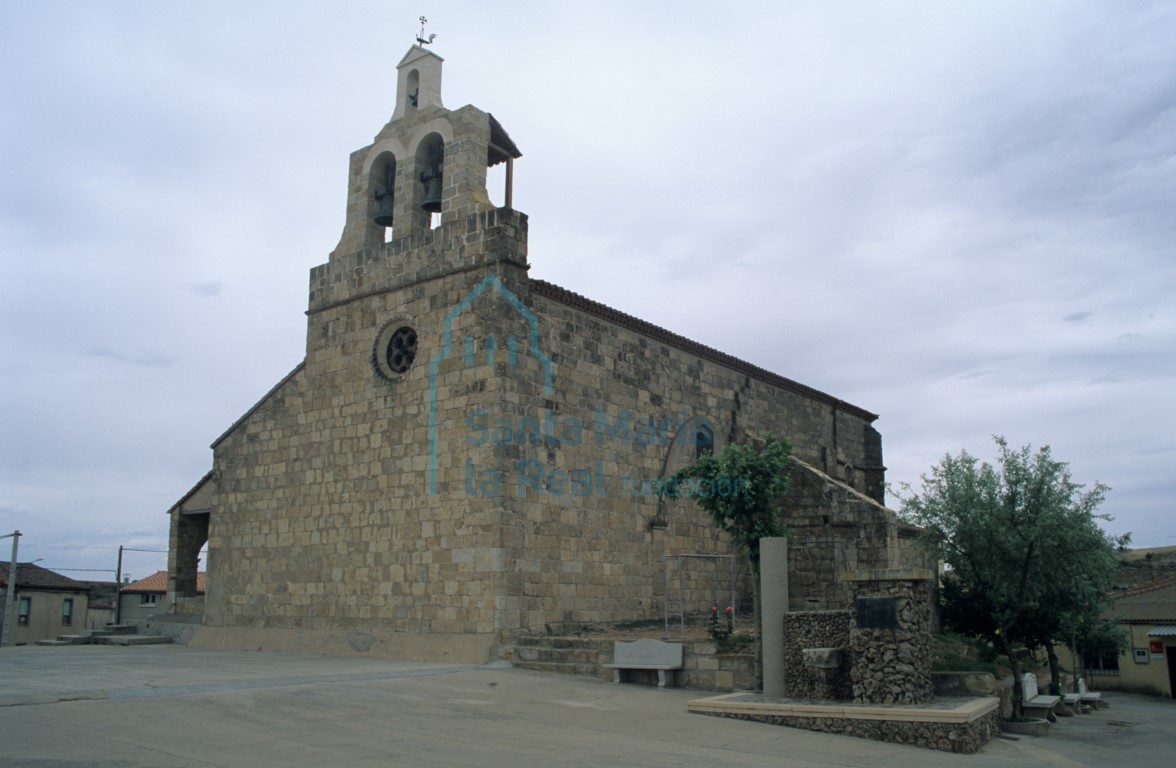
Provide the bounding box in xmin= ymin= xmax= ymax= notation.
xmin=1071 ymin=618 xmax=1131 ymax=687
xmin=897 ymin=436 xmax=1114 ymax=720
xmin=664 ymin=435 xmax=792 ymax=685
xmin=1016 ymin=514 xmax=1127 ymax=695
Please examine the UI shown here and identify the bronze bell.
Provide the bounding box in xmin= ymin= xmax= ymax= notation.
xmin=373 ymin=192 xmax=394 ymax=227
xmin=373 ymin=164 xmax=395 ymax=227
xmin=421 ymin=174 xmax=442 ymax=213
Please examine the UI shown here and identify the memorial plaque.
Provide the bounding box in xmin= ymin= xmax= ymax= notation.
xmin=856 ymin=597 xmax=898 ymax=629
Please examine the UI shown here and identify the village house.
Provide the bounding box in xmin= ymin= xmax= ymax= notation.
xmin=120 ymin=570 xmax=205 ymax=624
xmin=1053 ymin=547 xmax=1176 ymax=699
xmin=0 ymin=562 xmax=90 ymax=645
xmin=1092 ymin=577 xmax=1176 ymax=698
xmin=166 ymin=44 xmax=927 ymax=662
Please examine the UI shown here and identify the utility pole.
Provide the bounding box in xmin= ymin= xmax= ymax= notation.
xmin=1 ymin=530 xmax=21 ymax=648
xmin=114 ymin=545 xmax=124 ymax=625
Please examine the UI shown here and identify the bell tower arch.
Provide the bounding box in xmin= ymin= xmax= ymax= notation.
xmin=331 ymin=44 xmax=521 ymax=257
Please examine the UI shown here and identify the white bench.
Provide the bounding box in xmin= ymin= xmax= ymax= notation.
xmin=1078 ymin=678 xmax=1106 ymax=709
xmin=1021 ymin=673 xmax=1061 ymax=722
xmin=603 ymin=639 xmax=683 ymax=689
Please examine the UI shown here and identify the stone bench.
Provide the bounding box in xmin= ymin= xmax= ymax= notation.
xmin=603 ymin=639 xmax=683 ymax=689
xmin=1078 ymin=678 xmax=1106 ymax=709
xmin=1021 ymin=673 xmax=1061 ymax=722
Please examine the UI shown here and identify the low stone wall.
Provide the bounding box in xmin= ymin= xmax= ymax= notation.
xmin=702 ymin=706 xmax=1001 ymax=754
xmin=155 ymin=624 xmax=497 ymax=663
xmin=782 ymin=610 xmax=852 ymax=700
xmin=678 ymin=640 xmax=756 ymax=691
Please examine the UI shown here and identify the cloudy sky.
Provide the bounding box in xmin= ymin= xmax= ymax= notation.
xmin=2 ymin=2 xmax=1174 ymax=581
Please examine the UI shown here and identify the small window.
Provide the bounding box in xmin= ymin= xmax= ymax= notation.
xmin=1085 ymin=652 xmax=1120 ymax=675
xmin=141 ymin=593 xmax=158 ymax=606
xmin=694 ymin=424 xmax=714 ymax=459
xmin=62 ymin=597 xmax=73 ymax=626
xmin=17 ymin=596 xmax=30 ymax=625
xmin=407 ymin=69 xmax=420 ymax=109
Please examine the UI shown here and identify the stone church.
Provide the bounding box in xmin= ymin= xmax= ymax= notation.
xmin=166 ymin=44 xmax=924 ymax=662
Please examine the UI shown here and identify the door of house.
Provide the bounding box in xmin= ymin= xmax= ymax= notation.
xmin=1167 ymin=645 xmax=1176 ymax=699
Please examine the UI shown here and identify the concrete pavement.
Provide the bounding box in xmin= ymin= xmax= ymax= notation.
xmin=1 ymin=645 xmax=1173 ymax=767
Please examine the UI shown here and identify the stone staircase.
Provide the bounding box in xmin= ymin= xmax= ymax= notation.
xmin=36 ymin=624 xmax=172 ymax=647
xmin=506 ymin=636 xmax=613 ymax=679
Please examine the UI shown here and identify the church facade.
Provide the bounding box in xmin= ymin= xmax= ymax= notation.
xmin=167 ymin=45 xmax=923 ymax=662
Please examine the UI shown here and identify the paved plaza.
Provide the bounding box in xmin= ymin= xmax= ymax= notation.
xmin=1 ymin=645 xmax=1173 ymax=767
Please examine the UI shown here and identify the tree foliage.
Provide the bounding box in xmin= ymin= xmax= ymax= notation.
xmin=897 ymin=436 xmax=1124 ymax=718
xmin=667 ymin=435 xmax=793 ymax=569
xmin=666 ymin=435 xmax=792 ymax=689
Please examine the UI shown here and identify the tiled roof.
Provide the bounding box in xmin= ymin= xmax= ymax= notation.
xmin=530 ymin=280 xmax=879 ymax=422
xmin=0 ymin=562 xmax=89 ymax=592
xmin=121 ymin=570 xmax=205 ymax=594
xmin=1112 ymin=577 xmax=1176 ymax=623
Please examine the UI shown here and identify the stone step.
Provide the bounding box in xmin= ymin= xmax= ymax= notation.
xmin=55 ymin=634 xmax=92 ymax=644
xmin=101 ymin=624 xmax=140 ymax=635
xmin=512 ymin=645 xmax=601 ymax=665
xmin=34 ymin=639 xmax=75 ymax=646
xmin=93 ymin=634 xmax=173 ymax=646
xmin=511 ymin=660 xmax=601 ymax=677
xmin=513 ymin=636 xmax=612 ymax=651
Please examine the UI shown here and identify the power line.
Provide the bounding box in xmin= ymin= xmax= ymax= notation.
xmin=41 ymin=562 xmax=117 ymax=569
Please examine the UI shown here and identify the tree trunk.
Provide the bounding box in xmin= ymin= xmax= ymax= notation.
xmin=996 ymin=631 xmax=1024 ymax=721
xmin=1044 ymin=639 xmax=1061 ymax=696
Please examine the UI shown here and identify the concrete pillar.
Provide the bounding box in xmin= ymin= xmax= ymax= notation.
xmin=760 ymin=536 xmax=788 ymax=699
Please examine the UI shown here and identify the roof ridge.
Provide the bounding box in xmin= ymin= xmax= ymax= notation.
xmin=0 ymin=561 xmax=88 ymax=590
xmin=1117 ymin=575 xmax=1176 ymax=598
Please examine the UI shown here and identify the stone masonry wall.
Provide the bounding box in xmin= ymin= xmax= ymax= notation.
xmin=205 ymin=212 xmax=531 ymax=637
xmin=504 ymin=285 xmax=889 ymax=632
xmin=848 ymin=576 xmax=934 ymax=705
xmin=782 ymin=610 xmax=853 ymax=700
xmin=784 ymin=462 xmax=934 ymax=613
xmin=205 ymin=215 xmax=907 ymax=639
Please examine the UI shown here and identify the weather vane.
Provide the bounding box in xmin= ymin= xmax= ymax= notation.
xmin=417 ymin=16 xmax=436 ymax=46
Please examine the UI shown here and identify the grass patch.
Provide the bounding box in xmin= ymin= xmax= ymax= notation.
xmin=608 ymin=618 xmax=665 ymax=632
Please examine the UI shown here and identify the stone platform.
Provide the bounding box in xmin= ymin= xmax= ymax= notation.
xmin=687 ymin=693 xmax=1000 ymax=753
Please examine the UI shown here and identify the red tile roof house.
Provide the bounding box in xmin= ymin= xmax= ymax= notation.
xmin=0 ymin=562 xmax=90 ymax=645
xmin=119 ymin=571 xmax=205 ymax=624
xmin=1056 ymin=575 xmax=1176 ymax=699
xmin=1096 ymin=578 xmax=1176 ymax=698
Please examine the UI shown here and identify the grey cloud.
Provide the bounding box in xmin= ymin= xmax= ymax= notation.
xmin=87 ymin=346 xmax=175 ymax=368
xmin=188 ymin=281 xmax=226 ymax=297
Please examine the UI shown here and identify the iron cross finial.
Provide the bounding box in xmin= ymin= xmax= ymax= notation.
xmin=416 ymin=16 xmax=436 ymax=46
